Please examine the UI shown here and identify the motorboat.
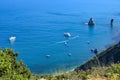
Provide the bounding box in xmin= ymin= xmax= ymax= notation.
xmin=64 ymin=32 xmax=71 ymax=37
xmin=46 ymin=55 xmax=50 ymax=58
xmin=9 ymin=36 xmax=16 ymax=42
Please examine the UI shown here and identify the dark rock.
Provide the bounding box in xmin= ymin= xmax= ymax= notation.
xmin=88 ymin=18 xmax=95 ymax=26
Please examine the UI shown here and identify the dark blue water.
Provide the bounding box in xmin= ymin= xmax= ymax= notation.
xmin=0 ymin=0 xmax=120 ymax=74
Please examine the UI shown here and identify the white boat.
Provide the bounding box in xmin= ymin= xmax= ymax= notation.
xmin=68 ymin=53 xmax=72 ymax=56
xmin=64 ymin=32 xmax=71 ymax=37
xmin=46 ymin=55 xmax=50 ymax=58
xmin=9 ymin=36 xmax=16 ymax=42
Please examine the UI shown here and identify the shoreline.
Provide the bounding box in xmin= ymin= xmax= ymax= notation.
xmin=32 ymin=66 xmax=76 ymax=76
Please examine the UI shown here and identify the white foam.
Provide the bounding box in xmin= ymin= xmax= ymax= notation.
xmin=70 ymin=35 xmax=79 ymax=40
xmin=57 ymin=40 xmax=69 ymax=44
xmin=85 ymin=22 xmax=88 ymax=25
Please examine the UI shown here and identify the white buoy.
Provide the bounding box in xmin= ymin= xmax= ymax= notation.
xmin=9 ymin=36 xmax=16 ymax=42
xmin=64 ymin=32 xmax=71 ymax=37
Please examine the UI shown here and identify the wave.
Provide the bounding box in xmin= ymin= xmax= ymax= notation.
xmin=47 ymin=21 xmax=77 ymax=25
xmin=47 ymin=12 xmax=79 ymax=17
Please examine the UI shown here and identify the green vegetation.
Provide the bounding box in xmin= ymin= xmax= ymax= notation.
xmin=40 ymin=64 xmax=120 ymax=80
xmin=0 ymin=48 xmax=31 ymax=80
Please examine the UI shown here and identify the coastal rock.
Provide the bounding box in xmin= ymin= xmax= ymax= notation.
xmin=88 ymin=18 xmax=95 ymax=26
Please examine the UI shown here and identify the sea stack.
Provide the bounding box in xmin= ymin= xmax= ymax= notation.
xmin=88 ymin=18 xmax=95 ymax=26
xmin=110 ymin=19 xmax=114 ymax=26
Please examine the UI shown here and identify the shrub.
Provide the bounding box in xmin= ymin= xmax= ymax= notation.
xmin=0 ymin=48 xmax=31 ymax=80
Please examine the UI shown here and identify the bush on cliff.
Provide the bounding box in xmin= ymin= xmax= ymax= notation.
xmin=0 ymin=48 xmax=31 ymax=80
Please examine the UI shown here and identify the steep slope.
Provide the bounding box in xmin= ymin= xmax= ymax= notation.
xmin=75 ymin=42 xmax=120 ymax=71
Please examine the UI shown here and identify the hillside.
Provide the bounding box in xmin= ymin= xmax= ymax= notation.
xmin=39 ymin=64 xmax=120 ymax=80
xmin=75 ymin=42 xmax=120 ymax=71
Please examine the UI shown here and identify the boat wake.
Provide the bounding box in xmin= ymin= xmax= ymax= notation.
xmin=56 ymin=40 xmax=69 ymax=44
xmin=70 ymin=35 xmax=80 ymax=40
xmin=56 ymin=35 xmax=80 ymax=45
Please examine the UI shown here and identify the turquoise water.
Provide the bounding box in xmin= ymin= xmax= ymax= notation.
xmin=0 ymin=0 xmax=120 ymax=74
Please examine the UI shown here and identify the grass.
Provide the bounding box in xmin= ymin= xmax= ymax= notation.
xmin=37 ymin=63 xmax=120 ymax=80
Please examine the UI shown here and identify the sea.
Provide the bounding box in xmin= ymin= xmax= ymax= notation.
xmin=0 ymin=0 xmax=120 ymax=74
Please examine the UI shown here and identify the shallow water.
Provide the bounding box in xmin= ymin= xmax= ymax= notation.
xmin=0 ymin=0 xmax=120 ymax=74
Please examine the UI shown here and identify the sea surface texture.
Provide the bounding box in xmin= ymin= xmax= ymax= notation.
xmin=0 ymin=0 xmax=120 ymax=74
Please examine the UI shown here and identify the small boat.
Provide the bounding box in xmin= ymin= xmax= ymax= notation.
xmin=68 ymin=53 xmax=72 ymax=56
xmin=46 ymin=55 xmax=50 ymax=58
xmin=64 ymin=32 xmax=71 ymax=37
xmin=9 ymin=36 xmax=16 ymax=42
xmin=86 ymin=41 xmax=90 ymax=44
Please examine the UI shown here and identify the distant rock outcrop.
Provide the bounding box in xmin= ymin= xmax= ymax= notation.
xmin=88 ymin=18 xmax=95 ymax=26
